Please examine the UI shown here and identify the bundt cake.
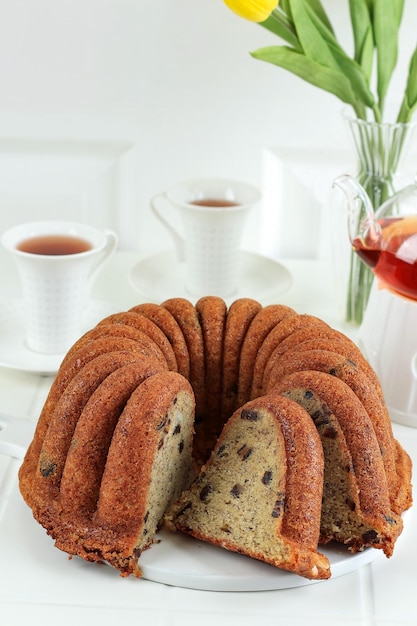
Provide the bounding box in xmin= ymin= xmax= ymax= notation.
xmin=18 ymin=296 xmax=413 ymax=582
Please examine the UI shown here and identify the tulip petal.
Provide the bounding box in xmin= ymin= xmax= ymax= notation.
xmin=224 ymin=0 xmax=278 ymax=23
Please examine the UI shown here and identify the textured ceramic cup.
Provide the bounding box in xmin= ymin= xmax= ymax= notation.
xmin=358 ymin=282 xmax=417 ymax=428
xmin=151 ymin=178 xmax=261 ymax=297
xmin=1 ymin=220 xmax=117 ymax=354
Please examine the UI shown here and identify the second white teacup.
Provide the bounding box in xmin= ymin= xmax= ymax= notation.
xmin=151 ymin=178 xmax=261 ymax=297
xmin=1 ymin=220 xmax=118 ymax=354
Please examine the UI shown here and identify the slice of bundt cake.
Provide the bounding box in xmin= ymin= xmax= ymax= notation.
xmin=271 ymin=370 xmax=404 ymax=556
xmin=265 ymin=348 xmax=403 ymax=513
xmin=42 ymin=371 xmax=195 ymax=577
xmin=166 ymin=394 xmax=331 ymax=581
xmin=266 ymin=348 xmax=413 ymax=516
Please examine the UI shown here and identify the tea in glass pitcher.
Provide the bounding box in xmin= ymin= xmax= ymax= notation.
xmin=352 ymin=216 xmax=417 ymax=300
xmin=334 ymin=175 xmax=417 ymax=300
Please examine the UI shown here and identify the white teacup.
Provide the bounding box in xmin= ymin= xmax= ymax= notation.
xmin=1 ymin=221 xmax=118 ymax=354
xmin=151 ymin=179 xmax=261 ymax=297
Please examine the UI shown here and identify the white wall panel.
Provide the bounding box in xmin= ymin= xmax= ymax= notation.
xmin=0 ymin=0 xmax=415 ymax=257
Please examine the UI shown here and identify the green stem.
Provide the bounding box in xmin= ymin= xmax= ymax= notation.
xmin=260 ymin=9 xmax=302 ymax=51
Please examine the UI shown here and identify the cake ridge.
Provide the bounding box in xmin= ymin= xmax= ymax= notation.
xmin=97 ymin=311 xmax=178 ymax=371
xmin=19 ymin=337 xmax=149 ymax=504
xmin=34 ymin=352 xmax=155 ymax=514
xmin=129 ymin=303 xmax=190 ymax=378
xmin=265 ymin=347 xmax=401 ymax=512
xmin=236 ymin=304 xmax=296 ymax=408
xmin=58 ymin=361 xmax=165 ymax=519
xmin=250 ymin=313 xmax=330 ymax=400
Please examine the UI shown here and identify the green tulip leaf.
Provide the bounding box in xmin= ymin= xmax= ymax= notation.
xmin=251 ymin=45 xmax=361 ymax=110
xmin=373 ymin=0 xmax=405 ymax=108
xmin=397 ymin=44 xmax=417 ymax=122
xmin=348 ymin=0 xmax=374 ymax=80
xmin=289 ymin=0 xmax=339 ymax=70
xmin=325 ymin=40 xmax=375 ymax=109
xmin=406 ymin=45 xmax=417 ymax=111
xmin=261 ymin=13 xmax=300 ymax=50
xmin=290 ymin=1 xmax=375 ymax=109
xmin=299 ymin=0 xmax=335 ymax=34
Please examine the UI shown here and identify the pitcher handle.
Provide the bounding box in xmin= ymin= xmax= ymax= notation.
xmin=151 ymin=194 xmax=185 ymax=262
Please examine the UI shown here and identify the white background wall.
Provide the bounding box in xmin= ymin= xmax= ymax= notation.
xmin=0 ymin=0 xmax=416 ymax=260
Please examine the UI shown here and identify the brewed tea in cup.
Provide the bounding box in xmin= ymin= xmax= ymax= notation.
xmin=151 ymin=179 xmax=261 ymax=297
xmin=1 ymin=221 xmax=118 ymax=354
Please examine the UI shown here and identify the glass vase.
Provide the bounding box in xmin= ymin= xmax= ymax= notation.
xmin=345 ymin=117 xmax=415 ymax=325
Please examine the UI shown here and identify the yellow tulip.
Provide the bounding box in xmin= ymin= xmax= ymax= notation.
xmin=224 ymin=0 xmax=278 ymax=23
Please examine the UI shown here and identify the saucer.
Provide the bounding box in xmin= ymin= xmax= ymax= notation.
xmin=129 ymin=250 xmax=292 ymax=303
xmin=0 ymin=299 xmax=120 ymax=376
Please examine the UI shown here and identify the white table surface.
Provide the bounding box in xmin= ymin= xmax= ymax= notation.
xmin=0 ymin=250 xmax=415 ymax=626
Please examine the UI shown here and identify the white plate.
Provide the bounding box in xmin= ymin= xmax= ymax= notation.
xmin=139 ymin=528 xmax=381 ymax=592
xmin=0 ymin=417 xmax=391 ymax=592
xmin=129 ymin=250 xmax=292 ymax=303
xmin=0 ymin=299 xmax=121 ymax=375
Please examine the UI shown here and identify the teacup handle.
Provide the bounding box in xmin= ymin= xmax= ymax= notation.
xmin=151 ymin=194 xmax=186 ymax=261
xmin=87 ymin=229 xmax=118 ymax=287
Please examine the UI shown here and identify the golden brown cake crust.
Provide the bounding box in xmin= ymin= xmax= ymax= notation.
xmin=61 ymin=323 xmax=168 ymax=369
xmin=221 ymin=298 xmax=262 ymax=423
xmin=263 ymin=331 xmax=384 ymax=400
xmin=237 ymin=304 xmax=296 ymax=407
xmin=250 ymin=314 xmax=330 ymax=399
xmin=19 ymin=337 xmax=149 ymax=503
xmin=195 ymin=296 xmax=227 ymax=464
xmin=162 ymin=297 xmax=205 ymax=425
xmin=129 ymin=303 xmax=190 ymax=378
xmin=97 ymin=311 xmax=178 ymax=372
xmin=266 ymin=348 xmax=402 ymax=513
xmin=28 ymin=353 xmax=161 ymax=518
